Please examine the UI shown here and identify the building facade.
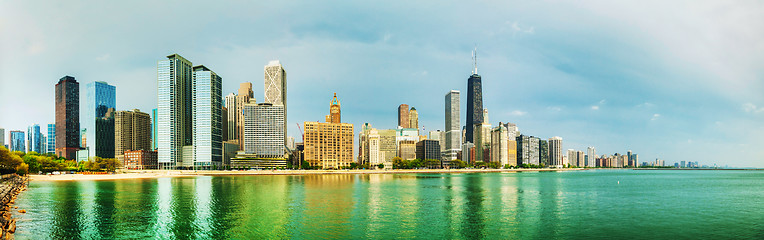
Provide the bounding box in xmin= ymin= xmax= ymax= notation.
xmin=114 ymin=109 xmax=152 ymax=162
xmin=548 ymin=137 xmax=563 ymax=167
xmin=264 ymin=60 xmax=286 ymax=148
xmin=465 ymin=72 xmax=483 ymax=144
xmin=517 ymin=135 xmax=540 ymax=165
xmin=303 ymin=94 xmax=354 ymax=169
xmin=243 ymin=102 xmax=285 ymax=159
xmin=26 ymin=124 xmax=42 ymax=153
xmin=55 ymin=76 xmax=80 ymax=159
xmin=236 ymin=82 xmax=254 ymax=150
xmin=587 ymin=147 xmax=596 ymax=167
xmin=10 ymin=131 xmax=24 ymax=152
xmin=398 ymin=104 xmax=410 ymax=128
xmin=444 ymin=90 xmax=461 ymax=160
xmin=416 ymin=139 xmax=441 ymax=165
xmin=84 ymin=81 xmax=116 ymax=158
xmin=123 ymin=150 xmax=158 ymax=170
xmin=409 ymin=107 xmax=418 ymax=131
xmin=157 ymin=54 xmax=193 ymax=169
xmin=192 ymin=65 xmax=223 ymax=169
xmin=490 ymin=124 xmax=508 ymax=166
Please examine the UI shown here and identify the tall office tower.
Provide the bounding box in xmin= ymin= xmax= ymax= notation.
xmin=224 ymin=93 xmax=237 ymax=141
xmin=264 ymin=60 xmax=287 ymax=146
xmin=40 ymin=134 xmax=46 ymax=154
xmin=627 ymin=150 xmax=633 ymax=167
xmin=192 ymin=65 xmax=223 ymax=169
xmin=10 ymin=131 xmax=25 ymax=152
xmin=359 ymin=123 xmax=384 ymax=167
xmin=114 ymin=109 xmax=152 ymax=162
xmin=157 ymin=54 xmax=193 ymax=169
xmin=26 ymin=124 xmax=42 ymax=153
xmin=84 ymin=81 xmax=116 ymax=158
xmin=632 ymin=154 xmax=639 ymax=167
xmin=46 ymin=124 xmax=56 ymax=153
xmin=587 ymin=147 xmax=596 ymax=167
xmin=327 ymin=93 xmax=341 ymax=123
xmin=416 ymin=140 xmax=441 ymax=165
xmin=236 ymin=82 xmax=254 ymax=150
xmin=398 ymin=104 xmax=410 ymax=128
xmin=577 ymin=151 xmax=586 ymax=167
xmin=303 ymin=94 xmax=354 ymax=169
xmin=539 ymin=140 xmax=548 ymax=166
xmin=566 ymin=149 xmax=576 ymax=167
xmin=444 ymin=90 xmax=461 ymax=160
xmin=428 ymin=130 xmax=445 ymax=157
xmin=151 ymin=109 xmax=158 ymax=150
xmin=378 ymin=129 xmax=397 ymax=163
xmin=516 ymin=135 xmax=539 ymax=165
xmin=548 ymin=137 xmax=563 ymax=167
xmin=0 ymin=128 xmax=4 ymax=150
xmin=409 ymin=107 xmax=419 ymax=130
xmin=95 ymin=109 xmax=115 ymax=158
xmin=465 ymin=49 xmax=483 ymax=144
xmin=508 ymin=137 xmax=517 ymax=166
xmin=55 ymin=76 xmax=80 ymax=159
xmin=490 ymin=124 xmax=508 ymax=166
xmin=243 ymin=102 xmax=285 ymax=159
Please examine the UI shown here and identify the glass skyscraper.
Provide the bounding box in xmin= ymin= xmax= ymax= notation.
xmin=10 ymin=131 xmax=24 ymax=152
xmin=47 ymin=124 xmax=56 ymax=154
xmin=192 ymin=65 xmax=223 ymax=169
xmin=26 ymin=124 xmax=42 ymax=153
xmin=157 ymin=54 xmax=193 ymax=169
xmin=85 ymin=81 xmax=116 ymax=158
xmin=444 ymin=90 xmax=460 ymax=160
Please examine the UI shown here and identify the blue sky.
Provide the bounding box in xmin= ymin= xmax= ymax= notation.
xmin=1 ymin=0 xmax=762 ymax=167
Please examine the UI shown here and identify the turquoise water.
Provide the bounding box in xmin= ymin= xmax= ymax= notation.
xmin=12 ymin=170 xmax=764 ymax=239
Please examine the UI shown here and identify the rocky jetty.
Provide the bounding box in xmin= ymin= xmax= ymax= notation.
xmin=0 ymin=175 xmax=28 ymax=240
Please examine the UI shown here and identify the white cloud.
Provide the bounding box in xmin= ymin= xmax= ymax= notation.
xmin=510 ymin=110 xmax=527 ymax=116
xmin=599 ymin=99 xmax=607 ymax=105
xmin=547 ymin=106 xmax=562 ymax=112
xmin=743 ymin=103 xmax=764 ymax=114
xmin=511 ymin=21 xmax=535 ymax=35
xmin=651 ymin=113 xmax=661 ymax=121
xmin=591 ymin=105 xmax=599 ymax=110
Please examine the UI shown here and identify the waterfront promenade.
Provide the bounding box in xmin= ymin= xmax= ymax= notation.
xmin=30 ymin=168 xmax=585 ymax=181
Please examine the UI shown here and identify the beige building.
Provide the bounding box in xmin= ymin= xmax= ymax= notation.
xmin=236 ymin=82 xmax=254 ymax=150
xmin=304 ymin=94 xmax=354 ymax=169
xmin=359 ymin=123 xmax=385 ymax=168
xmin=115 ymin=109 xmax=151 ymax=162
xmin=409 ymin=107 xmax=418 ymax=131
xmin=490 ymin=124 xmax=508 ymax=166
xmin=397 ymin=140 xmax=417 ymax=160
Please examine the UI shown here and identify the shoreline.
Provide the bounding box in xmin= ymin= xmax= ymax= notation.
xmin=29 ymin=168 xmax=586 ymax=181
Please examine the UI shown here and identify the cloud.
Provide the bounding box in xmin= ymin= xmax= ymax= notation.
xmin=591 ymin=105 xmax=599 ymax=110
xmin=636 ymin=102 xmax=654 ymax=108
xmin=651 ymin=113 xmax=661 ymax=121
xmin=547 ymin=106 xmax=561 ymax=112
xmin=509 ymin=110 xmax=527 ymax=116
xmin=599 ymin=99 xmax=606 ymax=105
xmin=743 ymin=103 xmax=764 ymax=114
xmin=511 ymin=21 xmax=535 ymax=36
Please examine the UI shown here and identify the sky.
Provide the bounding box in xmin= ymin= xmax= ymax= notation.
xmin=1 ymin=0 xmax=762 ymax=167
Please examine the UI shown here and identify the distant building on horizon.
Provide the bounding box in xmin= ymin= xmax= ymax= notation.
xmin=398 ymin=104 xmax=410 ymax=129
xmin=46 ymin=124 xmax=56 ymax=154
xmin=243 ymin=102 xmax=285 ymax=159
xmin=549 ymin=137 xmax=563 ymax=167
xmin=587 ymin=147 xmax=596 ymax=167
xmin=490 ymin=124 xmax=508 ymax=166
xmin=55 ymin=76 xmax=80 ymax=159
xmin=409 ymin=107 xmax=419 ymax=133
xmin=26 ymin=124 xmax=42 ymax=153
xmin=465 ymin=59 xmax=483 ymax=145
xmin=9 ymin=131 xmax=24 ymax=152
xmin=416 ymin=139 xmax=441 ymax=167
xmin=517 ymin=135 xmax=539 ymax=165
xmin=0 ymin=128 xmax=4 ymax=150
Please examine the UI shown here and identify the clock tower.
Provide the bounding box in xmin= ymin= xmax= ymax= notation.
xmin=329 ymin=93 xmax=341 ymax=123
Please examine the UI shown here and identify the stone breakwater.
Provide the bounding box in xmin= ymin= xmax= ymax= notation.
xmin=0 ymin=175 xmax=28 ymax=240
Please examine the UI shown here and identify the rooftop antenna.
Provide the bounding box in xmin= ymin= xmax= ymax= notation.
xmin=472 ymin=45 xmax=478 ymax=75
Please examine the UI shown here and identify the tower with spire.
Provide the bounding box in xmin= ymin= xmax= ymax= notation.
xmin=465 ymin=47 xmax=484 ymax=144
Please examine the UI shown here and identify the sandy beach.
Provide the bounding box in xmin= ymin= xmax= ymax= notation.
xmin=29 ymin=168 xmax=585 ymax=181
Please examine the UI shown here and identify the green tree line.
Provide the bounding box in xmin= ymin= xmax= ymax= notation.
xmin=0 ymin=146 xmax=120 ymax=174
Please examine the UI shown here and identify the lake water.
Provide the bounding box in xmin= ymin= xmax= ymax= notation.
xmin=12 ymin=170 xmax=764 ymax=239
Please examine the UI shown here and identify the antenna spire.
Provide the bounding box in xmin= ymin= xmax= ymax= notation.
xmin=472 ymin=45 xmax=478 ymax=75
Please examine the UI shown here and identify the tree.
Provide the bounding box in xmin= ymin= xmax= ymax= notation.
xmin=16 ymin=163 xmax=29 ymax=175
xmin=392 ymin=157 xmax=403 ymax=169
xmin=451 ymin=159 xmax=466 ymax=169
xmin=377 ymin=163 xmax=385 ymax=169
xmin=0 ymin=146 xmax=23 ymax=174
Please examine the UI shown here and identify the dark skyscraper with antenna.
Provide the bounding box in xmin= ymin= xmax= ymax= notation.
xmin=465 ymin=48 xmax=483 ymax=144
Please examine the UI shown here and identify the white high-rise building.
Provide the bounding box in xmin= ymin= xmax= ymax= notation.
xmin=444 ymin=90 xmax=460 ymax=160
xmin=192 ymin=65 xmax=223 ymax=169
xmin=548 ymin=137 xmax=563 ymax=167
xmin=587 ymin=147 xmax=596 ymax=167
xmin=243 ymin=102 xmax=285 ymax=159
xmin=157 ymin=54 xmax=192 ymax=169
xmin=567 ymin=149 xmax=576 ymax=167
xmin=490 ymin=124 xmax=508 ymax=166
xmin=504 ymin=123 xmax=519 ymax=140
xmin=264 ymin=60 xmax=287 ymax=150
xmin=368 ymin=128 xmax=382 ymax=166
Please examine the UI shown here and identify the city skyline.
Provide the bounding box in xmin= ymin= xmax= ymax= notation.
xmin=1 ymin=1 xmax=763 ymax=167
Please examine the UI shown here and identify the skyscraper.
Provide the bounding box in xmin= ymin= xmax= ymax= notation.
xmin=465 ymin=50 xmax=483 ymax=144
xmin=490 ymin=124 xmax=508 ymax=166
xmin=236 ymin=83 xmax=254 ymax=150
xmin=55 ymin=76 xmax=80 ymax=159
xmin=586 ymin=147 xmax=596 ymax=167
xmin=243 ymin=102 xmax=285 ymax=159
xmin=549 ymin=137 xmax=563 ymax=167
xmin=409 ymin=107 xmax=419 ymax=131
xmin=539 ymin=139 xmax=548 ymax=166
xmin=303 ymin=94 xmax=354 ymax=169
xmin=151 ymin=109 xmax=157 ymax=150
xmin=10 ymin=131 xmax=24 ymax=152
xmin=192 ymin=65 xmax=223 ymax=169
xmin=26 ymin=124 xmax=42 ymax=153
xmin=224 ymin=93 xmax=237 ymax=142
xmin=0 ymin=128 xmax=4 ymax=150
xmin=444 ymin=90 xmax=460 ymax=160
xmin=84 ymin=81 xmax=116 ymax=158
xmin=327 ymin=93 xmax=341 ymax=123
xmin=264 ymin=60 xmax=287 ymax=147
xmin=114 ymin=109 xmax=152 ymax=162
xmin=46 ymin=124 xmax=56 ymax=154
xmin=517 ymin=135 xmax=539 ymax=165
xmin=398 ymin=104 xmax=410 ymax=128
xmin=157 ymin=54 xmax=193 ymax=169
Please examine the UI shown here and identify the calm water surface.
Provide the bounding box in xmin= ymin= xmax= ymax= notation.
xmin=13 ymin=170 xmax=764 ymax=239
